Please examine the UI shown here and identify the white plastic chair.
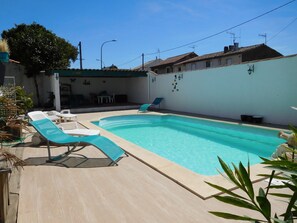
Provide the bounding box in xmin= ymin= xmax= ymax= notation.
xmin=28 ymin=111 xmax=100 ymax=136
xmin=57 ymin=109 xmax=78 ymax=122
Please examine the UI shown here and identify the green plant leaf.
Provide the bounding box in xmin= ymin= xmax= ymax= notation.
xmin=256 ymin=189 xmax=271 ymax=219
xmin=269 ymin=185 xmax=289 ymax=189
xmin=209 ymin=211 xmax=261 ymax=221
xmin=283 ymin=182 xmax=297 ymax=192
xmin=247 ymin=159 xmax=251 ymax=176
xmin=257 ymin=175 xmax=291 ymax=181
xmin=214 ymin=196 xmax=258 ymax=211
xmin=218 ymin=157 xmax=241 ymax=187
xmin=232 ymin=163 xmax=246 ymax=190
xmin=284 ymin=191 xmax=297 ymax=221
xmin=205 ymin=181 xmax=246 ymax=200
xmin=261 ymin=159 xmax=297 ymax=172
xmin=239 ymin=162 xmax=254 ymax=199
xmin=269 ymin=193 xmax=293 ymax=198
xmin=271 ymin=218 xmax=290 ymax=223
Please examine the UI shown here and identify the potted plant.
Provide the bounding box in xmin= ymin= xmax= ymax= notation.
xmin=0 ymin=85 xmax=26 ymax=222
xmin=0 ymin=39 xmax=9 ymax=63
xmin=0 ymin=134 xmax=25 ymax=223
xmin=0 ymin=86 xmax=31 ymax=141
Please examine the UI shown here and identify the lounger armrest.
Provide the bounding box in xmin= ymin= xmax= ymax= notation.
xmin=61 ymin=109 xmax=71 ymax=114
xmin=58 ymin=122 xmax=79 ymax=130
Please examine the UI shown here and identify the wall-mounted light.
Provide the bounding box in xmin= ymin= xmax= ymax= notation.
xmin=54 ymin=73 xmax=59 ymax=80
xmin=152 ymin=77 xmax=156 ymax=83
xmin=247 ymin=65 xmax=254 ymax=75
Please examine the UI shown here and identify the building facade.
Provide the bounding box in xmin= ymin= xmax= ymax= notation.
xmin=175 ymin=43 xmax=283 ymax=72
xmin=150 ymin=52 xmax=197 ymax=74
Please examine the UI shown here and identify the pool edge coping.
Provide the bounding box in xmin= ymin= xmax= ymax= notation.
xmin=80 ymin=110 xmax=285 ymax=200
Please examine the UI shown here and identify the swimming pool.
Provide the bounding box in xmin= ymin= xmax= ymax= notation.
xmin=93 ymin=115 xmax=284 ymax=176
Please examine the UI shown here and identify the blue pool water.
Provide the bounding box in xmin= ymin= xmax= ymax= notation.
xmin=93 ymin=115 xmax=284 ymax=176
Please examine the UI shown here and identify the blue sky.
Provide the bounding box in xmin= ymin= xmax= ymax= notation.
xmin=1 ymin=0 xmax=297 ymax=69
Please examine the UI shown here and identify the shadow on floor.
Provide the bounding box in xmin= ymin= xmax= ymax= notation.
xmin=24 ymin=156 xmax=117 ymax=168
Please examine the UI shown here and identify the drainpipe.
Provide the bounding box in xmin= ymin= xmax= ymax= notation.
xmin=53 ymin=73 xmax=61 ymax=111
xmin=147 ymin=72 xmax=150 ymax=103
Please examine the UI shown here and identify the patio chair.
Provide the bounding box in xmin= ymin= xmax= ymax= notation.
xmin=43 ymin=111 xmax=60 ymax=122
xmin=138 ymin=97 xmax=163 ymax=112
xmin=30 ymin=118 xmax=126 ymax=165
xmin=46 ymin=109 xmax=77 ymax=122
xmin=28 ymin=111 xmax=100 ymax=136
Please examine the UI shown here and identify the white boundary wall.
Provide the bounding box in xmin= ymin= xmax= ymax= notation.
xmin=147 ymin=55 xmax=297 ymax=126
xmin=3 ymin=63 xmax=51 ymax=105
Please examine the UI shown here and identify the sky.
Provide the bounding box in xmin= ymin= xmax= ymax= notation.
xmin=1 ymin=0 xmax=297 ymax=69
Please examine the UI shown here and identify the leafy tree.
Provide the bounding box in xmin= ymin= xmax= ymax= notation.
xmin=1 ymin=23 xmax=78 ymax=106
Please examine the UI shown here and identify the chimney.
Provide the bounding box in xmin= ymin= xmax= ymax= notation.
xmin=234 ymin=42 xmax=239 ymax=51
xmin=224 ymin=46 xmax=229 ymax=53
xmin=229 ymin=45 xmax=234 ymax=51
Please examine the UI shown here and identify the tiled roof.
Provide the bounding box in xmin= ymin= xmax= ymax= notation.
xmin=151 ymin=52 xmax=197 ymax=67
xmin=175 ymin=44 xmax=265 ymax=65
xmin=133 ymin=59 xmax=163 ymax=71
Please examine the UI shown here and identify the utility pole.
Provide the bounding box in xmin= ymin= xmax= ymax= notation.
xmin=78 ymin=41 xmax=83 ymax=69
xmin=142 ymin=53 xmax=144 ymax=71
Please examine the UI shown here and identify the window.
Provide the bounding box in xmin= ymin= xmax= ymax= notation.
xmin=166 ymin=67 xmax=172 ymax=73
xmin=178 ymin=67 xmax=182 ymax=72
xmin=226 ymin=58 xmax=232 ymax=65
xmin=191 ymin=63 xmax=196 ymax=70
xmin=206 ymin=61 xmax=211 ymax=68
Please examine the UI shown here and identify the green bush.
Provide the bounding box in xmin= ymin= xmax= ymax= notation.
xmin=15 ymin=86 xmax=33 ymax=114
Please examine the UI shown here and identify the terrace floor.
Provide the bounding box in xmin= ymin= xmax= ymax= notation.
xmin=15 ymin=110 xmax=288 ymax=223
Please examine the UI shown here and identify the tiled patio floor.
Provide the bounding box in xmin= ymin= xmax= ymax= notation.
xmin=17 ymin=110 xmax=287 ymax=223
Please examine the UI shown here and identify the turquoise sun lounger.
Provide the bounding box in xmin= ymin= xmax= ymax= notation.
xmin=30 ymin=118 xmax=126 ymax=165
xmin=138 ymin=97 xmax=163 ymax=112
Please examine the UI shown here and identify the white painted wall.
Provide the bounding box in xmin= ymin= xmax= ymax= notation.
xmin=148 ymin=55 xmax=297 ymax=126
xmin=59 ymin=77 xmax=128 ymax=98
xmin=3 ymin=63 xmax=50 ymax=105
xmin=5 ymin=55 xmax=296 ymax=126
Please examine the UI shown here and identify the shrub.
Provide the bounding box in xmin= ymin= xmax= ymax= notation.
xmin=206 ymin=127 xmax=297 ymax=223
xmin=0 ymin=39 xmax=9 ymax=53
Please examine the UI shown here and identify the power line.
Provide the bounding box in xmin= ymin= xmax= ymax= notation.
xmin=119 ymin=0 xmax=296 ymax=66
xmin=145 ymin=0 xmax=296 ymax=56
xmin=118 ymin=55 xmax=142 ymax=67
xmin=267 ymin=16 xmax=297 ymax=43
